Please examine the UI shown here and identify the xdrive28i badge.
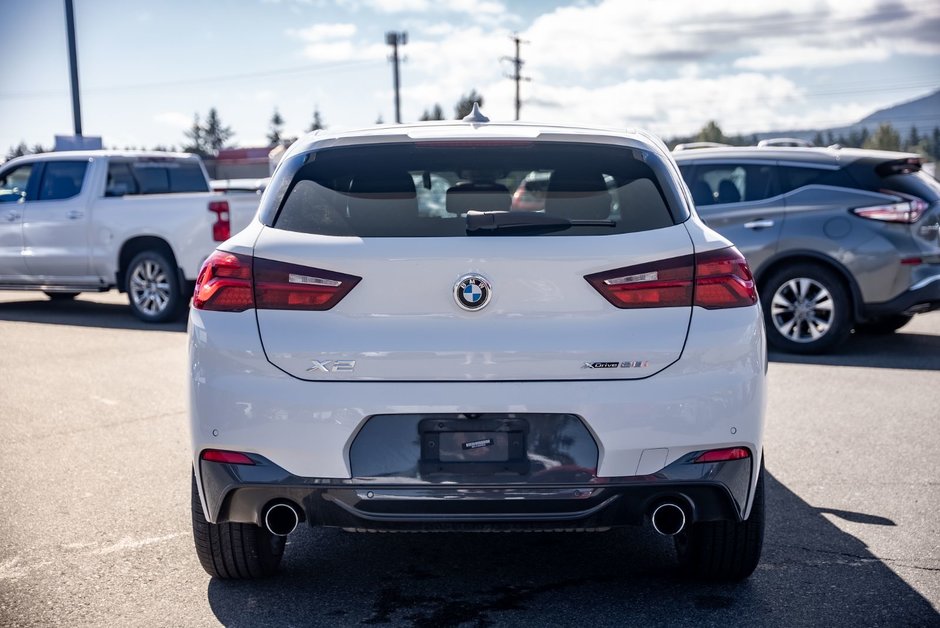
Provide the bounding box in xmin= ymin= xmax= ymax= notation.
xmin=454 ymin=274 xmax=492 ymax=311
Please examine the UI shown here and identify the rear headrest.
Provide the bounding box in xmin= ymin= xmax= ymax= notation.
xmin=445 ymin=182 xmax=511 ymax=215
xmin=544 ymin=170 xmax=611 ymax=220
xmin=691 ymin=181 xmax=714 ymax=206
xmin=717 ymin=179 xmax=741 ymax=204
xmin=346 ymin=171 xmax=418 ymax=229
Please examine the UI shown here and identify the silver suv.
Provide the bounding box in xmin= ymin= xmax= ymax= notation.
xmin=674 ymin=146 xmax=940 ymax=353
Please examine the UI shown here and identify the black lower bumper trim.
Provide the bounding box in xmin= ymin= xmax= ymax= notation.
xmin=198 ymin=454 xmax=753 ymax=531
xmin=863 ymin=276 xmax=940 ymax=318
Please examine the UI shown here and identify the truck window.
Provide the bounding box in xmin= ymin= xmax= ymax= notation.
xmin=0 ymin=164 xmax=34 ymax=202
xmin=106 ymin=160 xmax=209 ymax=196
xmin=38 ymin=161 xmax=88 ymax=201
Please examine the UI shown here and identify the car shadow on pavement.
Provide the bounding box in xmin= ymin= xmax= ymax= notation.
xmin=0 ymin=296 xmax=187 ymax=332
xmin=205 ymin=472 xmax=937 ymax=627
xmin=770 ymin=330 xmax=940 ymax=371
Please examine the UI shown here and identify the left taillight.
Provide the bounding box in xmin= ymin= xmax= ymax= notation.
xmin=193 ymin=250 xmax=254 ymax=311
xmin=192 ymin=251 xmax=361 ymax=312
xmin=584 ymin=246 xmax=757 ymax=310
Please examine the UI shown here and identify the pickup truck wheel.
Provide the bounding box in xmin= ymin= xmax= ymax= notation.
xmin=44 ymin=292 xmax=80 ymax=301
xmin=191 ymin=472 xmax=284 ymax=579
xmin=675 ymin=460 xmax=765 ymax=581
xmin=760 ymin=263 xmax=852 ymax=354
xmin=125 ymin=250 xmax=184 ymax=322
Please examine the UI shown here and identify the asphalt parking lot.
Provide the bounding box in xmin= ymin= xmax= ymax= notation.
xmin=0 ymin=290 xmax=937 ymax=627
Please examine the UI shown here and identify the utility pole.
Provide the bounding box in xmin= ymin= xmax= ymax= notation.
xmin=502 ymin=34 xmax=530 ymax=121
xmin=64 ymin=0 xmax=83 ymax=136
xmin=385 ymin=31 xmax=407 ymax=124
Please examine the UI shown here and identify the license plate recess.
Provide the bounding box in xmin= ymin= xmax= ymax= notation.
xmin=419 ymin=417 xmax=529 ymax=475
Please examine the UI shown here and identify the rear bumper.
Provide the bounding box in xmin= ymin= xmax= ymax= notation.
xmin=199 ymin=452 xmax=754 ymax=531
xmin=189 ymin=305 xmax=767 ymax=523
xmin=863 ymin=271 xmax=940 ymax=318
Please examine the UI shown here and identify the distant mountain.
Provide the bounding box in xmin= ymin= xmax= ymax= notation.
xmin=752 ymin=88 xmax=940 ymax=144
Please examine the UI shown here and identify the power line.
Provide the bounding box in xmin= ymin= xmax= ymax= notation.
xmin=0 ymin=59 xmax=384 ymax=100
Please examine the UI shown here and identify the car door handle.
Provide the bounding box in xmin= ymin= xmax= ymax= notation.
xmin=67 ymin=210 xmax=84 ymax=220
xmin=744 ymin=219 xmax=775 ymax=230
xmin=5 ymin=210 xmax=19 ymax=222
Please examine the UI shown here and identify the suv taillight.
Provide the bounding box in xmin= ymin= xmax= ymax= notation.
xmin=585 ymin=247 xmax=757 ymax=310
xmin=851 ymin=192 xmax=927 ymax=224
xmin=192 ymin=251 xmax=361 ymax=312
xmin=209 ymin=200 xmax=231 ymax=242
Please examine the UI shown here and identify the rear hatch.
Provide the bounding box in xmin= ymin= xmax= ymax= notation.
xmin=251 ymin=140 xmax=695 ymax=382
xmin=849 ymin=156 xmax=940 ymax=258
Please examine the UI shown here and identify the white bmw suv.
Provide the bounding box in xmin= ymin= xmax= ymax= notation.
xmin=189 ymin=114 xmax=767 ymax=581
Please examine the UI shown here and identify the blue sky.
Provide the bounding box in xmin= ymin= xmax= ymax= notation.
xmin=1 ymin=0 xmax=938 ymax=151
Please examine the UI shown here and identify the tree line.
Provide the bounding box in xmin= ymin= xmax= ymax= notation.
xmin=670 ymin=120 xmax=940 ymax=160
xmin=6 ymin=94 xmax=939 ymax=163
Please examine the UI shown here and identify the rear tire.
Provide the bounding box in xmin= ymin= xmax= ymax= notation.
xmin=125 ymin=250 xmax=185 ymax=323
xmin=44 ymin=291 xmax=79 ymax=300
xmin=191 ymin=472 xmax=284 ymax=579
xmin=675 ymin=460 xmax=765 ymax=581
xmin=760 ymin=263 xmax=852 ymax=354
xmin=857 ymin=314 xmax=913 ymax=335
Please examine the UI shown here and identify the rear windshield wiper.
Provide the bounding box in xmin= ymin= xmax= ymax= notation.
xmin=465 ymin=210 xmax=616 ymax=233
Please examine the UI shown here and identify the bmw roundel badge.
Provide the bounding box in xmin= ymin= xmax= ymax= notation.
xmin=454 ymin=274 xmax=492 ymax=311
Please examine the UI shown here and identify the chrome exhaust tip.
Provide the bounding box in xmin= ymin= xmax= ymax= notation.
xmin=651 ymin=502 xmax=687 ymax=536
xmin=264 ymin=502 xmax=300 ymax=536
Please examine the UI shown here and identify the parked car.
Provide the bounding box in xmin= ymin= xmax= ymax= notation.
xmin=674 ymin=146 xmax=940 ymax=353
xmin=0 ymin=151 xmax=260 ymax=321
xmin=189 ymin=117 xmax=767 ymax=581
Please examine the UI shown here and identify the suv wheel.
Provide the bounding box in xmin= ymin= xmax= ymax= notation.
xmin=857 ymin=314 xmax=913 ymax=335
xmin=675 ymin=460 xmax=765 ymax=581
xmin=761 ymin=263 xmax=852 ymax=354
xmin=125 ymin=250 xmax=184 ymax=322
xmin=191 ymin=472 xmax=284 ymax=579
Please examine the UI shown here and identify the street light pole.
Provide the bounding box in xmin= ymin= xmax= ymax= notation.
xmin=64 ymin=0 xmax=83 ymax=136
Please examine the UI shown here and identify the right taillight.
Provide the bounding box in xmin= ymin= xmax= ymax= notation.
xmin=193 ymin=252 xmax=360 ymax=312
xmin=693 ymin=247 xmax=758 ymax=309
xmin=585 ymin=246 xmax=756 ymax=310
xmin=851 ymin=192 xmax=927 ymax=224
xmin=253 ymin=258 xmax=361 ymax=310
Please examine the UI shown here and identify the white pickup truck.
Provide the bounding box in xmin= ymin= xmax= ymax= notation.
xmin=0 ymin=151 xmax=260 ymax=321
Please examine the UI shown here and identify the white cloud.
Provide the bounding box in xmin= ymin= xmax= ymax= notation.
xmin=153 ymin=112 xmax=192 ymax=130
xmin=288 ymin=23 xmax=357 ymax=41
xmin=735 ymin=45 xmax=891 ymax=70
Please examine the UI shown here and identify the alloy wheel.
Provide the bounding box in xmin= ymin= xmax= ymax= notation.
xmin=769 ymin=277 xmax=835 ymax=343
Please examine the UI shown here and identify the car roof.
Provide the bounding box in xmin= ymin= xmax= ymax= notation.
xmin=3 ymin=150 xmax=199 ymax=167
xmin=285 ymin=121 xmax=670 ymax=159
xmin=671 ymin=145 xmax=921 ymax=166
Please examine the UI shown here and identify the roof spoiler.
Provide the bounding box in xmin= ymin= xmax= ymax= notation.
xmin=875 ymin=156 xmax=922 ymax=176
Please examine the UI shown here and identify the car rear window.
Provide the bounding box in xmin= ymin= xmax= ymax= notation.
xmin=269 ymin=142 xmax=681 ymax=237
xmin=880 ymin=171 xmax=940 ymax=203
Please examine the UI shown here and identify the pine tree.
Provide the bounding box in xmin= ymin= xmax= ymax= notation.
xmin=863 ymin=123 xmax=901 ymax=151
xmin=695 ymin=121 xmax=726 ymax=144
xmin=905 ymin=126 xmax=921 ymax=152
xmin=307 ymin=107 xmax=326 ymax=132
xmin=267 ymin=108 xmax=284 ymax=146
xmin=812 ymin=132 xmax=825 ymax=147
xmin=182 ymin=113 xmax=208 ymax=157
xmin=420 ymin=104 xmax=445 ymax=121
xmin=203 ymin=108 xmax=234 ymax=154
